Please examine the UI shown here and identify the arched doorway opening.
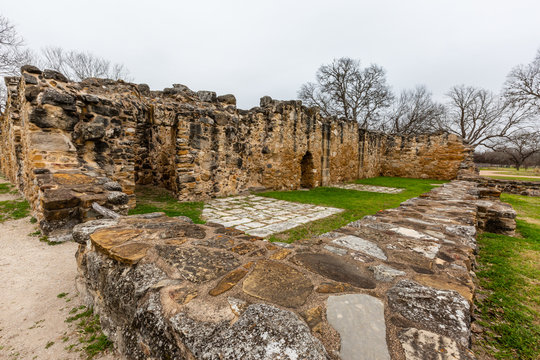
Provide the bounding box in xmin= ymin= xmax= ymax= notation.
xmin=300 ymin=151 xmax=315 ymax=188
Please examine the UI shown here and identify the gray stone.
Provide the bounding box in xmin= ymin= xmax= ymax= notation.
xmin=197 ymin=90 xmax=217 ymax=102
xmin=21 ymin=65 xmax=42 ymax=74
xmin=72 ymin=219 xmax=119 ymax=244
xmin=103 ymin=181 xmax=122 ymax=191
xmin=332 ymin=235 xmax=387 ymax=260
xmin=324 ymin=245 xmax=347 ymax=255
xmin=174 ymin=215 xmax=194 ymax=224
xmin=41 ymin=89 xmax=76 ymax=106
xmin=327 ymin=294 xmax=390 ymax=360
xmin=42 ymin=69 xmax=69 ymax=82
xmin=399 ymin=328 xmax=472 ymax=360
xmin=217 ymin=94 xmax=236 ymax=105
xmin=170 ymin=304 xmax=328 ymax=359
xmin=387 ymin=280 xmax=470 ymax=347
xmin=369 ymin=264 xmax=406 ymax=282
xmin=107 ymin=191 xmax=129 ymax=205
xmin=80 ymin=122 xmax=106 ymax=141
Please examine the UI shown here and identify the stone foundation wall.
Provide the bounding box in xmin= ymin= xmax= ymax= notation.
xmin=0 ymin=66 xmax=475 ymax=233
xmin=74 ymin=180 xmax=515 ymax=360
xmin=464 ymin=176 xmax=540 ymax=197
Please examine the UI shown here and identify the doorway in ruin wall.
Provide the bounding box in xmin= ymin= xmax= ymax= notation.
xmin=300 ymin=151 xmax=315 ymax=188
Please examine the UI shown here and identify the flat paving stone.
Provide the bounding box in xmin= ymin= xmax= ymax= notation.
xmin=387 ymin=280 xmax=470 ymax=347
xmin=203 ymin=195 xmax=343 ymax=237
xmin=332 ymin=235 xmax=387 ymax=260
xmin=242 ymin=260 xmax=313 ymax=308
xmin=293 ymin=253 xmax=376 ymax=289
xmin=155 ymin=245 xmax=240 ymax=283
xmin=370 ymin=264 xmax=406 ymax=282
xmin=331 ymin=183 xmax=403 ymax=194
xmin=327 ymin=294 xmax=390 ymax=360
xmin=399 ymin=328 xmax=469 ymax=360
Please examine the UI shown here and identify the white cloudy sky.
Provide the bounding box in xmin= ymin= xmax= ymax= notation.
xmin=3 ymin=0 xmax=540 ymax=108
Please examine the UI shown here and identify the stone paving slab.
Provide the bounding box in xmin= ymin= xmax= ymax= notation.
xmin=202 ymin=195 xmax=343 ymax=237
xmin=331 ymin=183 xmax=404 ymax=193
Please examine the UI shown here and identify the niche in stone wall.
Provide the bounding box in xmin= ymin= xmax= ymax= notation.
xmin=300 ymin=151 xmax=315 ymax=188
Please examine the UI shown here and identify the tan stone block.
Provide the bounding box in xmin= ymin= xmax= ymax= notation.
xmin=209 ymin=267 xmax=248 ymax=296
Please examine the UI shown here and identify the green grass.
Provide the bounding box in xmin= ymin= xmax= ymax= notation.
xmin=128 ymin=186 xmax=205 ymax=224
xmin=479 ymin=167 xmax=540 ymax=176
xmin=0 ymin=183 xmax=14 ymax=194
xmin=483 ymin=175 xmax=540 ymax=182
xmin=64 ymin=306 xmax=112 ymax=359
xmin=0 ymin=199 xmax=30 ymax=222
xmin=502 ymin=193 xmax=540 ymax=223
xmin=259 ymin=176 xmax=446 ymax=243
xmin=474 ymin=192 xmax=540 ymax=359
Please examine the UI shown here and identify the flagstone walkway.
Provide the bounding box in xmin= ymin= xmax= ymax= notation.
xmin=202 ymin=195 xmax=343 ymax=237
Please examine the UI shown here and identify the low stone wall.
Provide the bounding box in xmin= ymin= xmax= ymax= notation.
xmin=468 ymin=176 xmax=540 ymax=197
xmin=74 ymin=180 xmax=515 ymax=359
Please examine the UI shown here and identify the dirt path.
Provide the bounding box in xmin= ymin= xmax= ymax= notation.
xmin=479 ymin=170 xmax=540 ymax=179
xmin=0 ymin=215 xmax=118 ymax=360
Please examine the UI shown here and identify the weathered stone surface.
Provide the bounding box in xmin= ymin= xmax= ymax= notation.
xmin=209 ymin=267 xmax=248 ymax=296
xmin=300 ymin=305 xmax=324 ymax=332
xmin=90 ymin=228 xmax=144 ymax=251
xmin=327 ymin=294 xmax=390 ymax=360
xmin=293 ymin=252 xmax=376 ymax=289
xmin=315 ymin=282 xmax=356 ymax=293
xmin=242 ymin=260 xmax=313 ymax=308
xmin=370 ymin=264 xmax=406 ymax=282
xmin=170 ymin=304 xmax=328 ymax=359
xmin=72 ymin=219 xmax=119 ymax=244
xmin=155 ymin=245 xmax=240 ymax=283
xmin=399 ymin=328 xmax=473 ymax=360
xmin=332 ymin=235 xmax=387 ymax=260
xmin=108 ymin=242 xmax=152 ymax=264
xmin=387 ymin=280 xmax=470 ymax=347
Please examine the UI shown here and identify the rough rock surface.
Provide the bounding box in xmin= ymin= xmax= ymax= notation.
xmin=74 ymin=180 xmax=516 ymax=359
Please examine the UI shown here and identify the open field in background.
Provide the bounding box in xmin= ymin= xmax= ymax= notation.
xmin=260 ymin=177 xmax=446 ymax=243
xmin=479 ymin=167 xmax=540 ymax=182
xmin=479 ymin=167 xmax=540 ymax=176
xmin=473 ymin=194 xmax=540 ymax=359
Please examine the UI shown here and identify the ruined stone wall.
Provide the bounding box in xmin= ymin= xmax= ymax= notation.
xmin=382 ymin=133 xmax=475 ymax=180
xmin=0 ymin=66 xmax=475 ymax=234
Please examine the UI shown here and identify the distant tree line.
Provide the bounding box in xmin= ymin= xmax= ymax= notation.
xmin=299 ymin=53 xmax=540 ymax=161
xmin=0 ymin=15 xmax=131 ymax=111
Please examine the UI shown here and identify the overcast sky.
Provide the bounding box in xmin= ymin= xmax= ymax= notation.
xmin=3 ymin=0 xmax=540 ymax=108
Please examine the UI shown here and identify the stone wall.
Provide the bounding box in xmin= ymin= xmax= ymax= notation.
xmin=74 ymin=180 xmax=515 ymax=359
xmin=0 ymin=66 xmax=475 ymax=234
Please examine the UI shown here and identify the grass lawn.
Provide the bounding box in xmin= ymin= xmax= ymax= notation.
xmin=128 ymin=186 xmax=205 ymax=224
xmin=482 ymin=175 xmax=540 ymax=182
xmin=474 ymin=194 xmax=540 ymax=359
xmin=259 ymin=176 xmax=446 ymax=243
xmin=479 ymin=167 xmax=540 ymax=177
xmin=0 ymin=178 xmax=30 ymax=222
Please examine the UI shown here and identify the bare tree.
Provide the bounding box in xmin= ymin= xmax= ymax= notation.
xmin=40 ymin=46 xmax=131 ymax=81
xmin=505 ymin=49 xmax=540 ymax=109
xmin=298 ymin=57 xmax=393 ymax=129
xmin=382 ymin=85 xmax=445 ymax=135
xmin=0 ymin=15 xmax=35 ymax=112
xmin=486 ymin=130 xmax=540 ymax=170
xmin=438 ymin=85 xmax=533 ymax=147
